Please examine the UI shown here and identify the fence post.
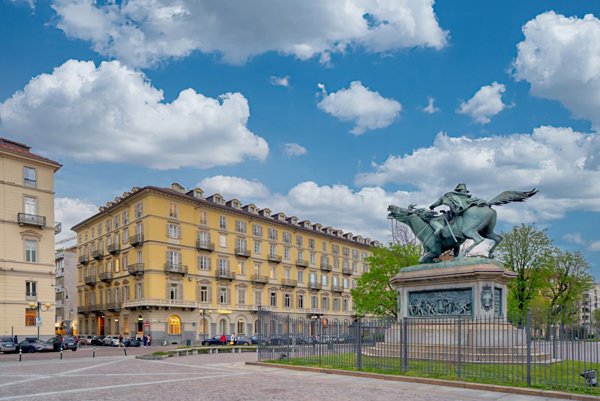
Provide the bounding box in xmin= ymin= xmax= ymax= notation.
xmin=356 ymin=317 xmax=362 ymax=370
xmin=526 ymin=312 xmax=532 ymax=387
xmin=402 ymin=318 xmax=408 ymax=372
xmin=457 ymin=318 xmax=462 ymax=379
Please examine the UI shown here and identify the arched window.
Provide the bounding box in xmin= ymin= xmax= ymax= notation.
xmin=200 ymin=318 xmax=208 ymax=335
xmin=168 ymin=315 xmax=181 ymax=335
xmin=237 ymin=319 xmax=245 ymax=334
xmin=219 ymin=319 xmax=228 ymax=334
xmin=254 ymin=319 xmax=259 ymax=334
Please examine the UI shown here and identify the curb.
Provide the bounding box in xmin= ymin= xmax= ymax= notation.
xmin=245 ymin=362 xmax=599 ymax=401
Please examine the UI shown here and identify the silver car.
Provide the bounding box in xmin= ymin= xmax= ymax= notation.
xmin=0 ymin=336 xmax=16 ymax=353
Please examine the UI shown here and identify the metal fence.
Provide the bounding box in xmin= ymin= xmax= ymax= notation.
xmin=257 ymin=305 xmax=600 ymax=395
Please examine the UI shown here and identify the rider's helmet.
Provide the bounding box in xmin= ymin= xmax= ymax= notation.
xmin=453 ymin=183 xmax=469 ymax=194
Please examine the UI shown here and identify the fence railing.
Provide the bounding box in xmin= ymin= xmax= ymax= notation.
xmin=257 ymin=305 xmax=600 ymax=395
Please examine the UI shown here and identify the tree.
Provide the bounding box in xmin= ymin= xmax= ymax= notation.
xmin=542 ymin=250 xmax=593 ymax=315
xmin=350 ymin=243 xmax=421 ymax=318
xmin=495 ymin=224 xmax=553 ymax=319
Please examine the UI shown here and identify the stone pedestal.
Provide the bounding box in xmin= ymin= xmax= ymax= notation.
xmin=391 ymin=258 xmax=516 ymax=320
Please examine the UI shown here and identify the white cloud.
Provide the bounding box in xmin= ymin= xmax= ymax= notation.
xmin=270 ymin=76 xmax=290 ymax=87
xmin=0 ymin=59 xmax=268 ymax=170
xmin=513 ymin=12 xmax=600 ymax=130
xmin=50 ymin=0 xmax=448 ymax=67
xmin=317 ymin=81 xmax=402 ymax=135
xmin=423 ymin=97 xmax=439 ymax=114
xmin=282 ymin=143 xmax=307 ymax=157
xmin=564 ymin=232 xmax=585 ymax=245
xmin=356 ymin=126 xmax=600 ymax=223
xmin=55 ymin=197 xmax=98 ymax=245
xmin=197 ymin=176 xmax=270 ymax=200
xmin=457 ymin=82 xmax=507 ymax=124
xmin=589 ymin=241 xmax=600 ymax=252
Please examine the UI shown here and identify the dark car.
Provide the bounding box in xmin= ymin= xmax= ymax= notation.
xmin=47 ymin=336 xmax=78 ymax=351
xmin=250 ymin=335 xmax=271 ymax=346
xmin=18 ymin=338 xmax=53 ymax=353
xmin=123 ymin=337 xmax=140 ymax=347
xmin=0 ymin=336 xmax=17 ymax=353
xmin=202 ymin=335 xmax=230 ymax=346
xmin=90 ymin=336 xmax=105 ymax=346
xmin=234 ymin=335 xmax=252 ymax=345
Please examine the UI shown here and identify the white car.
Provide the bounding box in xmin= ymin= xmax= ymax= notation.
xmin=103 ymin=336 xmax=120 ymax=346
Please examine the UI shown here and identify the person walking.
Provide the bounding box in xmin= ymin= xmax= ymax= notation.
xmin=230 ymin=332 xmax=237 ymax=345
xmin=219 ymin=333 xmax=226 ymax=346
xmin=142 ymin=334 xmax=147 ymax=347
xmin=148 ymin=334 xmax=152 ymax=346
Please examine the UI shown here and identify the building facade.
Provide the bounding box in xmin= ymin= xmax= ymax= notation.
xmin=0 ymin=138 xmax=61 ymax=339
xmin=73 ymin=183 xmax=378 ymax=344
xmin=55 ymin=246 xmax=78 ymax=335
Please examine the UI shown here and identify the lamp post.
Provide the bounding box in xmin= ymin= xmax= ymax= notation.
xmin=199 ymin=309 xmax=206 ymax=341
xmin=28 ymin=302 xmax=52 ymax=339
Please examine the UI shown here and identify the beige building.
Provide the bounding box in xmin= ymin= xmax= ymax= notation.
xmin=55 ymin=246 xmax=78 ymax=335
xmin=0 ymin=138 xmax=61 ymax=339
xmin=73 ymin=183 xmax=379 ymax=344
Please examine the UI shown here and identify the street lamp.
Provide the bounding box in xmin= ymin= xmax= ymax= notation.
xmin=28 ymin=302 xmax=52 ymax=339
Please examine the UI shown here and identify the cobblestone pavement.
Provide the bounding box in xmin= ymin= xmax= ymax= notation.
xmin=0 ymin=352 xmax=570 ymax=401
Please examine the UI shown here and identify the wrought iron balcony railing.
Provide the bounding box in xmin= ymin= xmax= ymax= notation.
xmin=17 ymin=213 xmax=46 ymax=228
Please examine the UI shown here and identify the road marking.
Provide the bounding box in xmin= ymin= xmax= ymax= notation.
xmin=0 ymin=372 xmax=250 ymax=400
xmin=56 ymin=359 xmax=121 ymax=376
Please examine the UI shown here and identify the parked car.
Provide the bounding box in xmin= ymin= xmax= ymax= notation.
xmin=234 ymin=335 xmax=252 ymax=345
xmin=250 ymin=335 xmax=271 ymax=346
xmin=123 ymin=337 xmax=140 ymax=347
xmin=0 ymin=336 xmax=17 ymax=353
xmin=103 ymin=336 xmax=120 ymax=346
xmin=78 ymin=336 xmax=93 ymax=346
xmin=90 ymin=336 xmax=105 ymax=346
xmin=201 ymin=335 xmax=228 ymax=346
xmin=47 ymin=336 xmax=78 ymax=351
xmin=18 ymin=338 xmax=53 ymax=353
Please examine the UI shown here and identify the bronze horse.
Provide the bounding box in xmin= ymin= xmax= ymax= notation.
xmin=387 ymin=189 xmax=537 ymax=264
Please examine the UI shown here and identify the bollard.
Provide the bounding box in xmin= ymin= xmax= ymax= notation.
xmin=19 ymin=348 xmax=22 ymax=362
xmin=60 ymin=348 xmax=63 ymax=360
xmin=93 ymin=346 xmax=96 ymax=358
xmin=123 ymin=347 xmax=127 ymax=356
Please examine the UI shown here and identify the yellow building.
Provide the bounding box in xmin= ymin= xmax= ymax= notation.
xmin=0 ymin=138 xmax=61 ymax=339
xmin=73 ymin=183 xmax=379 ymax=344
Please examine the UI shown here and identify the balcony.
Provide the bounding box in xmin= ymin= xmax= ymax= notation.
xmin=98 ymin=271 xmax=113 ymax=282
xmin=251 ymin=274 xmax=269 ymax=285
xmin=129 ymin=233 xmax=144 ymax=247
xmin=78 ymin=305 xmax=92 ymax=314
xmin=331 ymin=285 xmax=343 ymax=293
xmin=106 ymin=302 xmax=121 ymax=312
xmin=123 ymin=298 xmax=198 ymax=309
xmin=267 ymin=254 xmax=282 ymax=263
xmin=308 ymin=282 xmax=322 ymax=291
xmin=216 ymin=269 xmax=236 ymax=280
xmin=280 ymin=279 xmax=298 ymax=288
xmin=92 ymin=250 xmax=104 ymax=260
xmin=320 ymin=261 xmax=332 ymax=272
xmin=342 ymin=266 xmax=353 ymax=275
xmin=295 ymin=259 xmax=309 ymax=268
xmin=127 ymin=263 xmax=145 ymax=276
xmin=234 ymin=247 xmax=251 ymax=258
xmin=107 ymin=243 xmax=120 ymax=254
xmin=196 ymin=240 xmax=215 ymax=252
xmin=84 ymin=275 xmax=97 ymax=286
xmin=17 ymin=213 xmax=46 ymax=228
xmin=79 ymin=255 xmax=90 ymax=265
xmin=164 ymin=262 xmax=188 ymax=275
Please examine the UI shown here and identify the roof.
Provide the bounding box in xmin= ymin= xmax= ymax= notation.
xmin=0 ymin=137 xmax=61 ymax=169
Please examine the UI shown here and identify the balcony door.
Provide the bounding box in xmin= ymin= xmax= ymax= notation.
xmin=24 ymin=196 xmax=37 ymax=215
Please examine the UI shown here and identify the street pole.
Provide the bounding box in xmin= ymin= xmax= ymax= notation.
xmin=36 ymin=302 xmax=40 ymax=339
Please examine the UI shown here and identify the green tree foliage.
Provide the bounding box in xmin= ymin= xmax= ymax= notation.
xmin=542 ymin=250 xmax=593 ymax=315
xmin=495 ymin=224 xmax=553 ymax=318
xmin=351 ymin=243 xmax=421 ymax=318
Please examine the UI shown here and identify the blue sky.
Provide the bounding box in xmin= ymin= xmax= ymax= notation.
xmin=1 ymin=0 xmax=599 ymax=277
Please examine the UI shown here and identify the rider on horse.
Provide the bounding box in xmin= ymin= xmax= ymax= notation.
xmin=428 ymin=183 xmax=486 ymax=238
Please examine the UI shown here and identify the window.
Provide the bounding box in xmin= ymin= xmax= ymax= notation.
xmin=199 ymin=210 xmax=207 ymax=225
xmin=310 ymin=252 xmax=316 ymax=266
xmin=167 ymin=223 xmax=181 ymax=239
xmin=235 ymin=237 xmax=247 ymax=251
xmin=25 ymin=239 xmax=37 ymax=262
xmin=25 ymin=281 xmax=37 ymax=298
xmin=25 ymin=307 xmax=36 ymax=326
xmin=343 ymin=278 xmax=348 ymax=289
xmin=254 ymin=240 xmax=261 ymax=255
xmin=343 ymin=247 xmax=349 ymax=257
xmin=219 ymin=234 xmax=227 ymax=248
xmin=219 ymin=287 xmax=229 ymax=304
xmin=169 ymin=283 xmax=180 ymax=300
xmin=24 ymin=196 xmax=37 ymax=215
xmin=284 ymin=268 xmax=290 ymax=279
xmin=237 ymin=287 xmax=246 ymax=305
xmin=283 ymin=232 xmax=291 ymax=244
xmin=237 ymin=320 xmax=245 ymax=334
xmin=169 ymin=203 xmax=178 ymax=219
xmin=269 ymin=243 xmax=277 ymax=257
xmin=123 ymin=229 xmax=129 ymax=244
xmin=309 ymin=239 xmax=315 ymax=250
xmin=297 ymin=294 xmax=304 ymax=309
xmin=168 ymin=315 xmax=181 ymax=335
xmin=114 ymin=258 xmax=120 ymax=273
xmin=322 ymin=241 xmax=327 ymax=252
xmin=253 ymin=224 xmax=262 ymax=237
xmin=284 ymin=293 xmax=291 ymax=308
xmin=200 ymin=286 xmax=209 ymax=303
xmin=332 ymin=244 xmax=339 ymax=254
xmin=105 ymin=219 xmax=111 ymax=233
xmin=311 ymin=296 xmax=318 ymax=309
xmin=333 ymin=298 xmax=340 ymax=311
xmin=114 ymin=215 xmax=120 ymax=229
xmin=270 ymin=266 xmax=276 ymax=279
xmin=343 ymin=298 xmax=349 ymax=311
xmin=23 ymin=167 xmax=36 ymax=187
xmin=167 ymin=250 xmax=181 ymax=265
xmin=198 ymin=230 xmax=210 ymax=244
xmin=199 ymin=255 xmax=210 ymax=270
xmin=135 ymin=283 xmax=143 ymax=299
xmin=97 ymin=223 xmax=102 ymax=236
xmin=322 ymin=296 xmax=330 ymax=310
xmin=284 ymin=247 xmax=290 ymax=260
xmin=235 ymin=220 xmax=247 ymax=233
xmin=309 ymin=272 xmax=317 ymax=283
xmin=218 ymin=258 xmax=229 ymax=274
xmin=296 ymin=235 xmax=303 ymax=247
xmin=268 ymin=228 xmax=278 ymax=241
xmin=122 ymin=210 xmax=129 ymax=225
xmin=238 ymin=261 xmax=245 ymax=275
xmin=297 ymin=270 xmax=304 ymax=283
xmin=254 ymin=289 xmax=262 ymax=306
xmin=321 ymin=275 xmax=328 ymax=286
xmin=219 ymin=216 xmax=227 ymax=229
xmin=270 ymin=291 xmax=277 ymax=307
xmin=134 ymin=203 xmax=143 ymax=219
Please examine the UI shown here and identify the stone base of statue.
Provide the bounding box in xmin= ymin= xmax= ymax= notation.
xmin=364 ymin=258 xmax=554 ymax=363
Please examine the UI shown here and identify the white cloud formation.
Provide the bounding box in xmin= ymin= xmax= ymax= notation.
xmin=282 ymin=143 xmax=307 ymax=157
xmin=423 ymin=97 xmax=440 ymax=114
xmin=55 ymin=197 xmax=98 ymax=245
xmin=564 ymin=232 xmax=585 ymax=245
xmin=270 ymin=76 xmax=290 ymax=87
xmin=356 ymin=125 xmax=600 ymax=223
xmin=589 ymin=241 xmax=600 ymax=252
xmin=513 ymin=12 xmax=600 ymax=130
xmin=317 ymin=81 xmax=402 ymax=135
xmin=0 ymin=59 xmax=268 ymax=170
xmin=50 ymin=0 xmax=448 ymax=67
xmin=457 ymin=82 xmax=507 ymax=124
xmin=198 ymin=176 xmax=270 ymax=200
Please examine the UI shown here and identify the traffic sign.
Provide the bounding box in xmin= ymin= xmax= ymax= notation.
xmin=36 ymin=317 xmax=42 ymax=327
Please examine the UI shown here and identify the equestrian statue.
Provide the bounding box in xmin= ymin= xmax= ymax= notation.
xmin=387 ymin=184 xmax=537 ymax=264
